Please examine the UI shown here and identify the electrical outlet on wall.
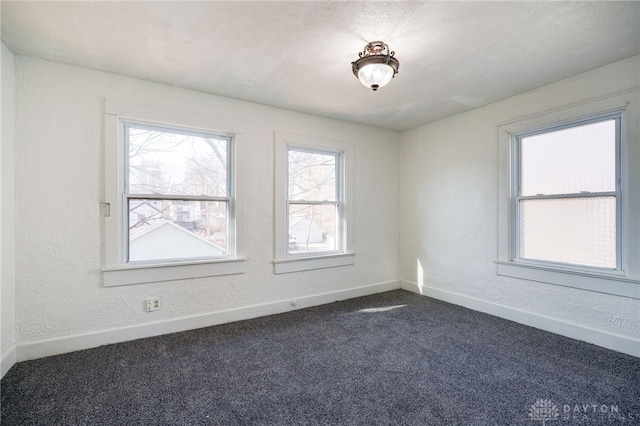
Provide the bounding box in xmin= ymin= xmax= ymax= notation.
xmin=145 ymin=297 xmax=162 ymax=312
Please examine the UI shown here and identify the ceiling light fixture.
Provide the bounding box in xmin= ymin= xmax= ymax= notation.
xmin=351 ymin=41 xmax=400 ymax=91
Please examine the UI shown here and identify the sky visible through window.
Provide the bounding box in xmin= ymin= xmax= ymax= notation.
xmin=288 ymin=149 xmax=339 ymax=254
xmin=126 ymin=125 xmax=230 ymax=262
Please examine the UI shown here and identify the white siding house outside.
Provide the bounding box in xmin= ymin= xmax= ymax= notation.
xmin=290 ymin=218 xmax=324 ymax=245
xmin=129 ymin=220 xmax=225 ymax=262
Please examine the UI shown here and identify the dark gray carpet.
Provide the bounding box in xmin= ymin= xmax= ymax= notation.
xmin=2 ymin=290 xmax=639 ymax=425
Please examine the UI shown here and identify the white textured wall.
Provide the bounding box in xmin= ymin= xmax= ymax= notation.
xmin=13 ymin=57 xmax=399 ymax=351
xmin=400 ymin=56 xmax=640 ymax=347
xmin=10 ymin=52 xmax=638 ymax=363
xmin=1 ymin=42 xmax=17 ymax=374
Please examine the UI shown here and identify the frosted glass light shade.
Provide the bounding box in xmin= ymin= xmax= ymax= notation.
xmin=351 ymin=41 xmax=399 ymax=91
xmin=357 ymin=63 xmax=394 ymax=91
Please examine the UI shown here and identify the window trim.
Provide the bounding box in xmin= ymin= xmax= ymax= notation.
xmin=497 ymin=90 xmax=640 ymax=299
xmin=103 ymin=100 xmax=245 ymax=286
xmin=274 ymin=131 xmax=355 ymax=274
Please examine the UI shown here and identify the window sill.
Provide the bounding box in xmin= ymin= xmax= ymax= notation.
xmin=103 ymin=258 xmax=246 ymax=287
xmin=495 ymin=260 xmax=640 ymax=299
xmin=273 ymin=253 xmax=355 ymax=274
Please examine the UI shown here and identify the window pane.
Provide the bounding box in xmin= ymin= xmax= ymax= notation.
xmin=128 ymin=125 xmax=228 ymax=197
xmin=128 ymin=199 xmax=227 ymax=262
xmin=288 ymin=203 xmax=338 ymax=254
xmin=518 ymin=196 xmax=616 ymax=268
xmin=520 ymin=119 xmax=616 ymax=196
xmin=288 ymin=150 xmax=337 ymax=201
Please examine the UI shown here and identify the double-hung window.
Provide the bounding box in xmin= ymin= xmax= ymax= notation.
xmin=274 ymin=131 xmax=354 ymax=274
xmin=104 ymin=101 xmax=245 ymax=286
xmin=287 ymin=147 xmax=342 ymax=255
xmin=497 ymin=91 xmax=640 ymax=299
xmin=514 ymin=115 xmax=619 ymax=269
xmin=124 ymin=122 xmax=233 ymax=263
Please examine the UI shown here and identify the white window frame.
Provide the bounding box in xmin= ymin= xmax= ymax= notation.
xmin=513 ymin=112 xmax=622 ymax=271
xmin=497 ymin=91 xmax=640 ymax=299
xmin=103 ymin=100 xmax=245 ymax=286
xmin=287 ymin=146 xmax=344 ymax=256
xmin=274 ymin=131 xmax=355 ymax=274
xmin=122 ymin=121 xmax=234 ymax=259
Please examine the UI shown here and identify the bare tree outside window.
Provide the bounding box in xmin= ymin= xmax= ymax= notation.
xmin=125 ymin=123 xmax=233 ymax=262
xmin=287 ymin=148 xmax=341 ymax=254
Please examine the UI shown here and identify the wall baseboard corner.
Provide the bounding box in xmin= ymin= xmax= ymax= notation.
xmin=400 ymin=280 xmax=640 ymax=358
xmin=1 ymin=345 xmax=17 ymax=379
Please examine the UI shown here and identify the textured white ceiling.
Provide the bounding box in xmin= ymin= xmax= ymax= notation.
xmin=2 ymin=1 xmax=639 ymax=131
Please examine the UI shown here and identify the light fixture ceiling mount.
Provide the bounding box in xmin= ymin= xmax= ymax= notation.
xmin=351 ymin=41 xmax=400 ymax=91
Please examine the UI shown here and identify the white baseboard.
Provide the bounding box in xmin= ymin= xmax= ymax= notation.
xmin=401 ymin=280 xmax=640 ymax=358
xmin=1 ymin=345 xmax=16 ymax=378
xmin=17 ymin=280 xmax=401 ymax=362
